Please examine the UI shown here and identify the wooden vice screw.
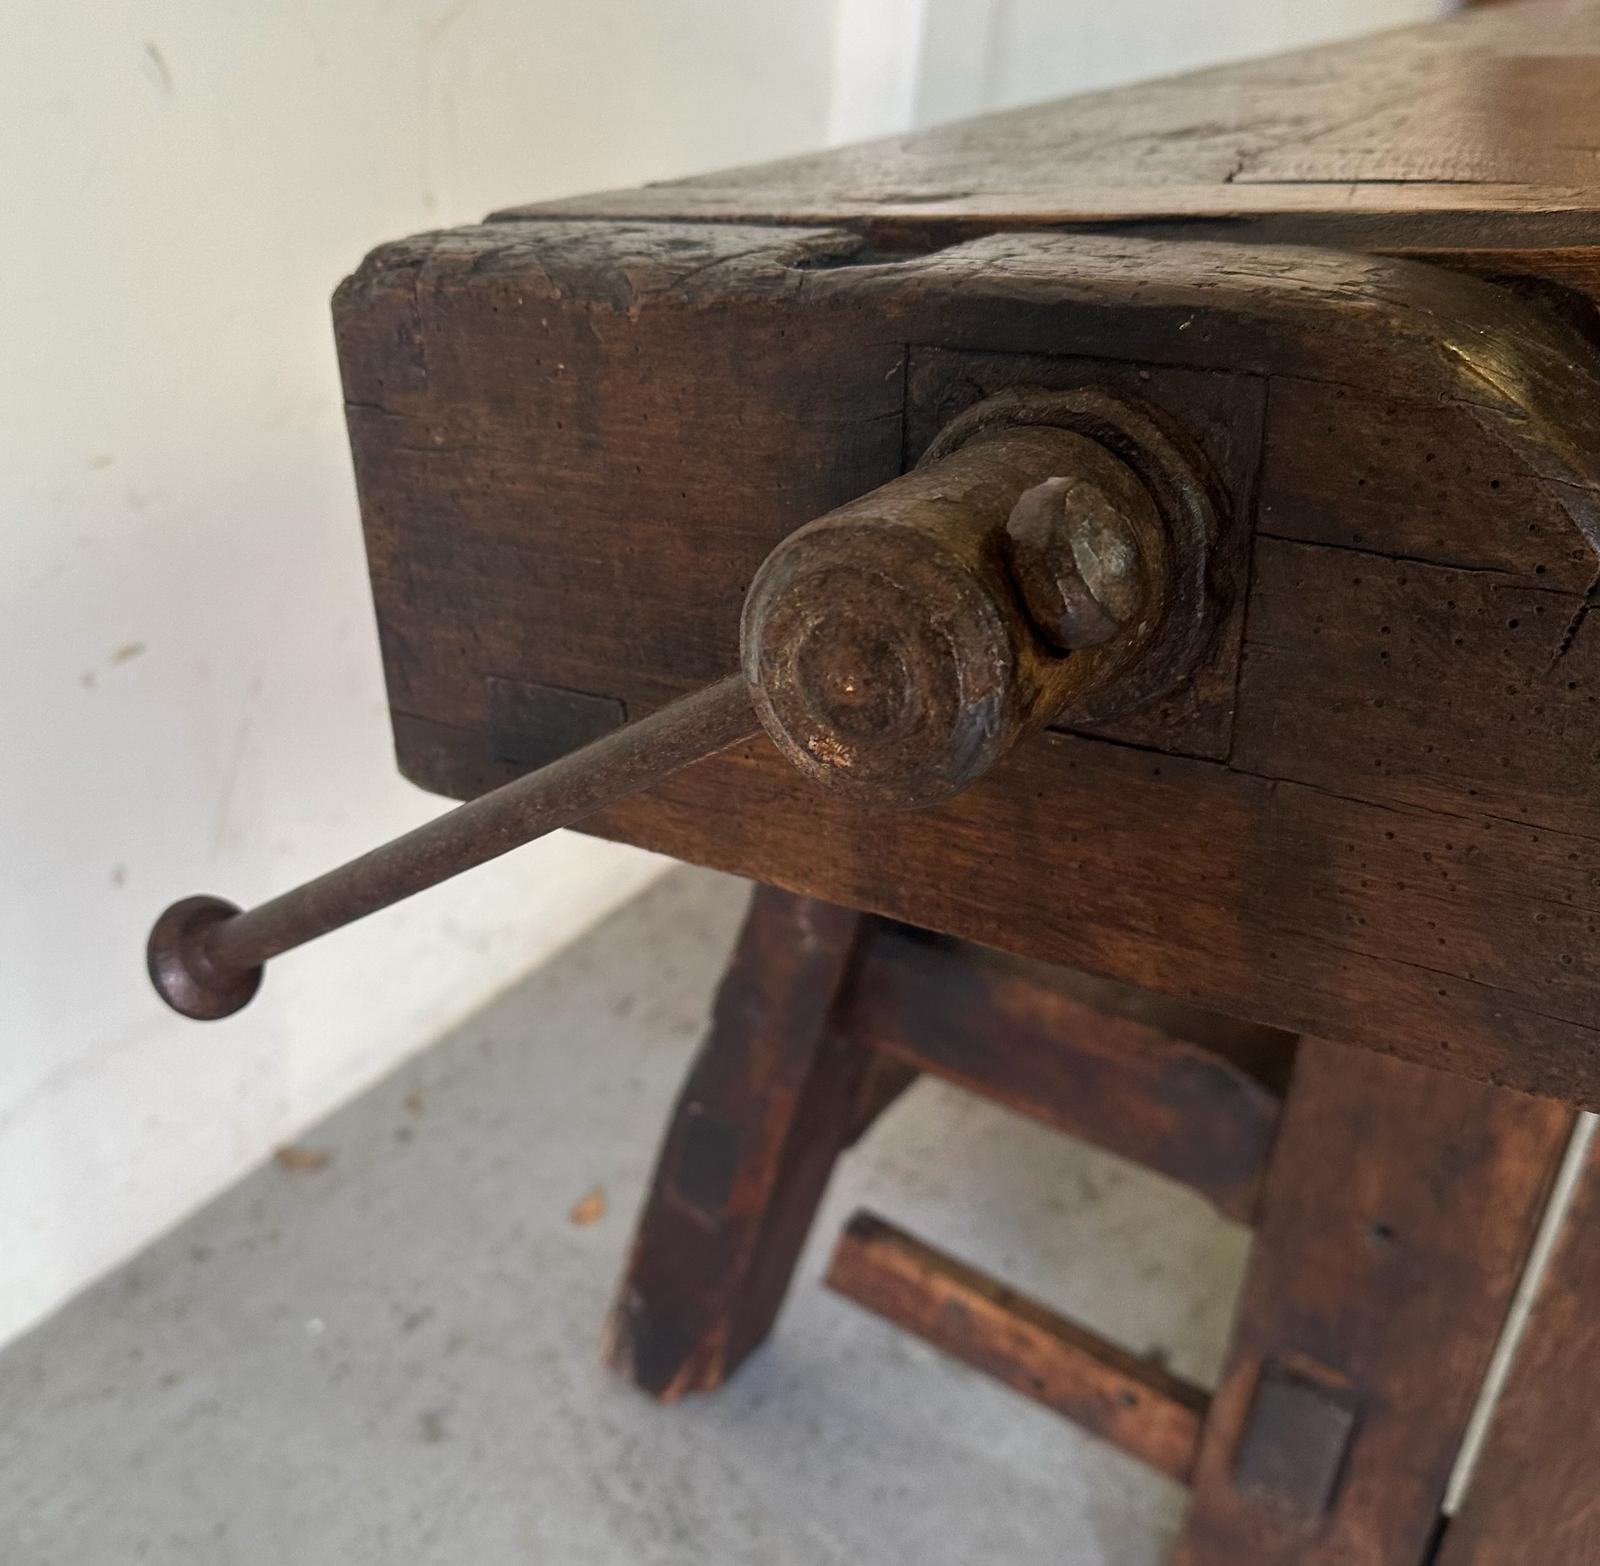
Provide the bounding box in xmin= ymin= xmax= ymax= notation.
xmin=742 ymin=385 xmax=1218 ymax=807
xmin=149 ymin=388 xmax=1217 ymax=1016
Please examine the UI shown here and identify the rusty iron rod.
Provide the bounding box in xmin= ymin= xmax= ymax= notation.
xmin=149 ymin=675 xmax=756 ymax=1018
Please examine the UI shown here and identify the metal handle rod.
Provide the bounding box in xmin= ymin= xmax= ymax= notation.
xmin=149 ymin=675 xmax=756 ymax=1018
xmin=150 ymin=389 xmax=1211 ymax=1022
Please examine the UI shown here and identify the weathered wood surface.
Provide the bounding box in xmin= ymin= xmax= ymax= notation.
xmin=1436 ymin=1126 xmax=1600 ymax=1566
xmin=338 ymin=215 xmax=1600 ymax=1104
xmin=827 ymin=1212 xmax=1210 ymax=1484
xmin=605 ymin=887 xmax=869 ymax=1399
xmin=611 ymin=891 xmax=1586 ymax=1556
xmin=336 ymin=5 xmax=1600 ymax=1105
xmin=340 ymin=224 xmax=1600 ymax=735
xmin=495 ymin=2 xmax=1600 ymax=260
xmin=839 ymin=923 xmax=1289 ymax=1223
xmin=1174 ymin=1042 xmax=1573 ymax=1566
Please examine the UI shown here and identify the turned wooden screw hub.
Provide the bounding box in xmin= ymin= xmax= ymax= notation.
xmin=743 ymin=394 xmax=1215 ymax=808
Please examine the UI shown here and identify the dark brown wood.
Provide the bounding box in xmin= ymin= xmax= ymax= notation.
xmin=336 ymin=208 xmax=1600 ymax=1105
xmin=485 ymin=677 xmax=624 ymax=769
xmin=610 ymin=891 xmax=1582 ymax=1553
xmin=826 ymin=1211 xmax=1210 ymax=1484
xmin=606 ymin=886 xmax=869 ymax=1399
xmin=1436 ymin=1125 xmax=1600 ymax=1566
xmin=561 ymin=737 xmax=1600 ymax=1109
xmin=741 ymin=409 xmax=1215 ymax=808
xmin=839 ymin=923 xmax=1290 ymax=1223
xmin=1174 ymin=1041 xmax=1573 ymax=1566
xmin=1255 ymin=377 xmax=1596 ymax=589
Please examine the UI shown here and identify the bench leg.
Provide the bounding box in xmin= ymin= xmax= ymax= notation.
xmin=1174 ymin=1040 xmax=1572 ymax=1566
xmin=605 ymin=885 xmax=874 ymax=1400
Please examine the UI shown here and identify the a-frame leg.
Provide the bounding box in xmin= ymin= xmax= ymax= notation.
xmin=605 ymin=886 xmax=875 ymax=1400
xmin=1174 ymin=1040 xmax=1573 ymax=1566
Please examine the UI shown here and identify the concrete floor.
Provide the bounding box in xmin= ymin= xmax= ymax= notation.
xmin=0 ymin=867 xmax=1250 ymax=1566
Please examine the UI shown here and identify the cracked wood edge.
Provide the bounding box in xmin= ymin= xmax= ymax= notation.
xmin=339 ymin=222 xmax=1600 ymax=573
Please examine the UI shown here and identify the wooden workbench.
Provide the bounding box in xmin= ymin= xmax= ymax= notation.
xmin=325 ymin=6 xmax=1600 ymax=1560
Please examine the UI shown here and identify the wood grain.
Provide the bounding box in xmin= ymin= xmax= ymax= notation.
xmin=827 ymin=1212 xmax=1210 ymax=1484
xmin=337 ymin=218 xmax=1600 ymax=1104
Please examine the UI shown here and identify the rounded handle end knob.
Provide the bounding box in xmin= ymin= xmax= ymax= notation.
xmin=147 ymin=895 xmax=263 ymax=1020
xmin=743 ymin=521 xmax=1016 ymax=810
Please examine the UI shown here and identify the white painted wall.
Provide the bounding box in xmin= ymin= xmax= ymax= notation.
xmin=0 ymin=0 xmax=836 ymax=1347
xmin=831 ymin=0 xmax=1453 ymax=142
xmin=4 ymin=0 xmax=1450 ymax=1349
